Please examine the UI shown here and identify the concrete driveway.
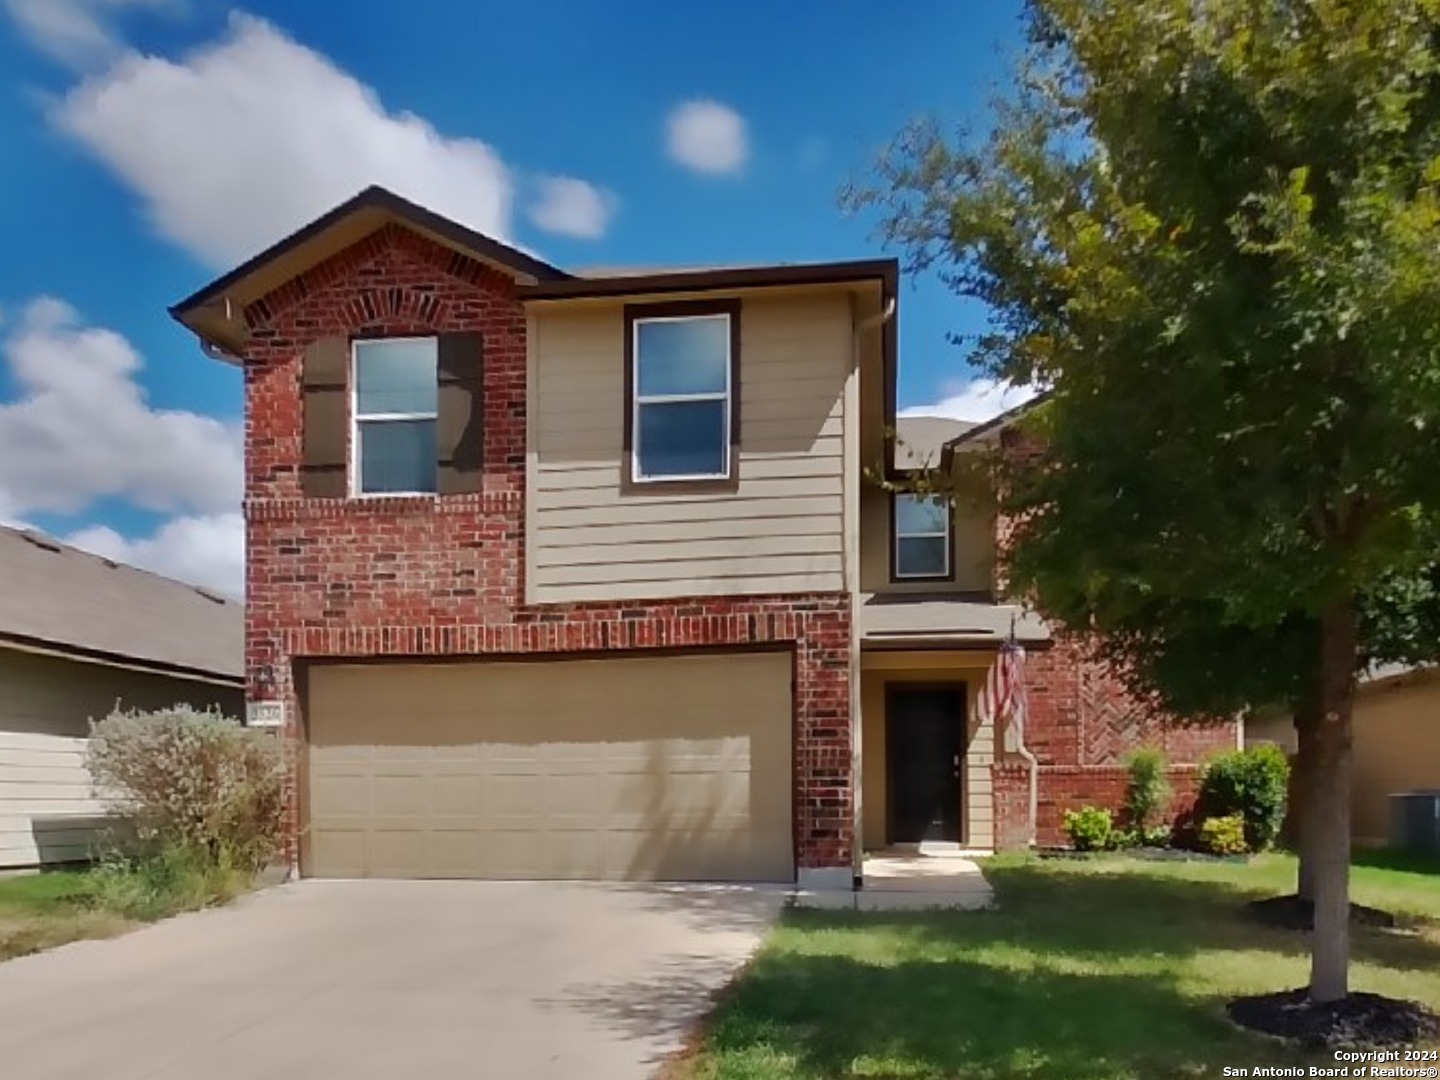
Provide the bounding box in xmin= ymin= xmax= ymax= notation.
xmin=0 ymin=880 xmax=782 ymax=1079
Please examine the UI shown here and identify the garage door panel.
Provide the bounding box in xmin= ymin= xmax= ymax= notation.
xmin=305 ymin=652 xmax=794 ymax=881
xmin=429 ymin=775 xmax=484 ymax=816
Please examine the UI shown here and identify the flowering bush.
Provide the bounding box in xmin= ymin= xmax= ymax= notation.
xmin=87 ymin=705 xmax=289 ymax=873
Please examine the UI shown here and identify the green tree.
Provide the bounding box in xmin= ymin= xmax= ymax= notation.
xmin=1062 ymin=562 xmax=1440 ymax=902
xmin=852 ymin=0 xmax=1440 ymax=1005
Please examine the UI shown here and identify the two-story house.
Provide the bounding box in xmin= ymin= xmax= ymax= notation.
xmin=172 ymin=186 xmax=1237 ymax=888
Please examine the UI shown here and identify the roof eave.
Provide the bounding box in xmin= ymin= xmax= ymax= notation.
xmin=0 ymin=631 xmax=244 ymax=688
xmin=940 ymin=390 xmax=1053 ymax=461
xmin=517 ymin=258 xmax=898 ymax=301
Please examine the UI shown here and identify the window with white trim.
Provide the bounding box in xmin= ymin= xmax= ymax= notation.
xmin=631 ymin=313 xmax=732 ymax=481
xmin=352 ymin=337 xmax=438 ymax=495
xmin=894 ymin=494 xmax=951 ymax=579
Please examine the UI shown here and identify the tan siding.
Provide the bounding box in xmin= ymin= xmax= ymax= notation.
xmin=0 ymin=648 xmax=243 ymax=869
xmin=859 ymin=653 xmax=997 ymax=851
xmin=859 ymin=475 xmax=996 ymax=595
xmin=530 ymin=291 xmax=853 ymax=604
xmin=1351 ymin=675 xmax=1440 ymax=846
xmin=1245 ymin=676 xmax=1440 ymax=846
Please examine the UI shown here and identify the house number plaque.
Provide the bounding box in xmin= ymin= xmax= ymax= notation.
xmin=246 ymin=700 xmax=287 ymax=729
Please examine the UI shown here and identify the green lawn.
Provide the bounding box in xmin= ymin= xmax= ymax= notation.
xmin=0 ymin=854 xmax=257 ymax=962
xmin=679 ymin=852 xmax=1440 ymax=1080
xmin=0 ymin=870 xmax=135 ymax=961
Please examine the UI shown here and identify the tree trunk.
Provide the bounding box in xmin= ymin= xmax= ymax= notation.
xmin=1308 ymin=599 xmax=1358 ymax=1003
xmin=1292 ymin=680 xmax=1323 ymax=903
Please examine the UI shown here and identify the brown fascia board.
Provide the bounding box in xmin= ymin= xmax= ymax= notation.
xmin=169 ymin=185 xmax=573 ymax=324
xmin=517 ymin=258 xmax=898 ymax=301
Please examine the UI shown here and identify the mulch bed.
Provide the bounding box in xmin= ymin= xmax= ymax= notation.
xmin=1227 ymin=988 xmax=1440 ymax=1050
xmin=1036 ymin=847 xmax=1248 ymax=864
xmin=1247 ymin=894 xmax=1398 ymax=931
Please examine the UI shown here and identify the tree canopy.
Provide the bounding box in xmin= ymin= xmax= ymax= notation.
xmin=852 ymin=0 xmax=1440 ymax=1005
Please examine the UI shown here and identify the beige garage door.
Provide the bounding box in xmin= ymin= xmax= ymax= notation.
xmin=305 ymin=651 xmax=794 ymax=881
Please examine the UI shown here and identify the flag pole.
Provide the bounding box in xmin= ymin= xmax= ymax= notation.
xmin=1008 ymin=611 xmax=1039 ymax=848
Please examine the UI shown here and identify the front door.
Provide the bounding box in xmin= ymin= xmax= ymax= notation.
xmin=886 ymin=686 xmax=965 ymax=844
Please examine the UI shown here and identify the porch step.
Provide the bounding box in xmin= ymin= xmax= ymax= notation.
xmin=787 ymin=854 xmax=996 ymax=912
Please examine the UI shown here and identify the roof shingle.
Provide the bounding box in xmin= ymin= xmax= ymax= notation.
xmin=0 ymin=525 xmax=243 ymax=681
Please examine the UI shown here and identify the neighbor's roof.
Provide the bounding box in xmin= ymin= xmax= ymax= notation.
xmin=941 ymin=391 xmax=1052 ymax=460
xmin=0 ymin=525 xmax=243 ymax=683
xmin=894 ymin=416 xmax=976 ymax=471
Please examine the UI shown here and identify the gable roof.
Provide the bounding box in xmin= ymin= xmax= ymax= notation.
xmin=172 ymin=185 xmax=897 ymax=358
xmin=0 ymin=525 xmax=243 ymax=684
xmin=894 ymin=416 xmax=976 ymax=470
xmin=170 ymin=186 xmax=574 ymax=355
xmin=939 ymin=390 xmax=1052 ymax=466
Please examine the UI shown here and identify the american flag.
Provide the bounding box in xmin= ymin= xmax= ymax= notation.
xmin=978 ymin=642 xmax=1028 ymax=751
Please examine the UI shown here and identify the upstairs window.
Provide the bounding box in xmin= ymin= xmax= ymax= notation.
xmin=628 ymin=304 xmax=737 ymax=482
xmin=893 ymin=493 xmax=952 ymax=580
xmin=352 ymin=338 xmax=438 ymax=495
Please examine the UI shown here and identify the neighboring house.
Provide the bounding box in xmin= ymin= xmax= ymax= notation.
xmin=170 ymin=185 xmax=1237 ymax=886
xmin=0 ymin=526 xmax=244 ymax=869
xmin=1247 ymin=664 xmax=1440 ymax=847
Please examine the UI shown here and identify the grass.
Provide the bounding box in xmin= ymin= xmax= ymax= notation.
xmin=679 ymin=851 xmax=1440 ymax=1080
xmin=0 ymin=851 xmax=257 ymax=963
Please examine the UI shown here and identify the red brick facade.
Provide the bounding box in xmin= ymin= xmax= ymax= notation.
xmin=240 ymin=225 xmax=853 ymax=873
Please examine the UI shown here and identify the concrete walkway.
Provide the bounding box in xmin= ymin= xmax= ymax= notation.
xmin=791 ymin=850 xmax=995 ymax=911
xmin=0 ymin=880 xmax=782 ymax=1080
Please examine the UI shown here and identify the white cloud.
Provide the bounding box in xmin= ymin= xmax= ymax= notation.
xmin=899 ymin=377 xmax=1042 ymax=424
xmin=50 ymin=13 xmax=515 ymax=268
xmin=0 ymin=297 xmax=241 ymax=515
xmin=527 ymin=175 xmax=617 ymax=240
xmin=3 ymin=0 xmax=173 ymax=69
xmin=0 ymin=297 xmax=243 ymax=594
xmin=665 ymin=99 xmax=748 ymax=176
xmin=67 ymin=513 xmax=244 ymax=599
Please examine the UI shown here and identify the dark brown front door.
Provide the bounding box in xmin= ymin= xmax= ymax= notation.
xmin=886 ymin=686 xmax=965 ymax=844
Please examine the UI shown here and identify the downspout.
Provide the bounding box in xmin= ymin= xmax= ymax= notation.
xmin=1016 ymin=685 xmax=1040 ymax=848
xmin=848 ymin=294 xmax=897 ymax=886
xmin=1007 ymin=619 xmax=1039 ymax=849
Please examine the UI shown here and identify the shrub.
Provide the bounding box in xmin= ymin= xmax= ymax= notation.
xmin=1196 ymin=744 xmax=1290 ymax=852
xmin=84 ymin=845 xmax=252 ymax=921
xmin=1196 ymin=813 xmax=1248 ymax=856
xmin=87 ymin=704 xmax=290 ymax=874
xmin=1123 ymin=746 xmax=1172 ymax=830
xmin=1063 ymin=805 xmax=1115 ymax=851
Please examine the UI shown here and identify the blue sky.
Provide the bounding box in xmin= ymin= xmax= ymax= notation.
xmin=0 ymin=0 xmax=1033 ymax=594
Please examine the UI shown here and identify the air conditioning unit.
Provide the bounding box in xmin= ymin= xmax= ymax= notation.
xmin=1389 ymin=791 xmax=1440 ymax=854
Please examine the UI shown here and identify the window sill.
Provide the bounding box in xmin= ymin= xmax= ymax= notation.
xmin=620 ymin=474 xmax=740 ymax=496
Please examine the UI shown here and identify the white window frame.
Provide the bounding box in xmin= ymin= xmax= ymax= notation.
xmin=894 ymin=493 xmax=952 ymax=580
xmin=630 ymin=313 xmax=733 ymax=483
xmin=349 ymin=336 xmax=439 ymax=498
